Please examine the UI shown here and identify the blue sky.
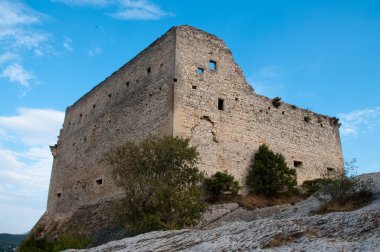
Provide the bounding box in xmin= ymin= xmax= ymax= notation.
xmin=0 ymin=0 xmax=379 ymax=234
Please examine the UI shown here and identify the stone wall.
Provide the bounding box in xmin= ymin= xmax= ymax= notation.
xmin=45 ymin=25 xmax=344 ymax=224
xmin=173 ymin=26 xmax=343 ymax=187
xmin=46 ymin=28 xmax=176 ymax=217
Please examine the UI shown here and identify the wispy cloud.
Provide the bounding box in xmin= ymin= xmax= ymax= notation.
xmin=87 ymin=46 xmax=102 ymax=56
xmin=249 ymin=65 xmax=287 ymax=98
xmin=1 ymin=64 xmax=35 ymax=87
xmin=339 ymin=106 xmax=380 ymax=137
xmin=63 ymin=37 xmax=73 ymax=52
xmin=0 ymin=108 xmax=64 ymax=233
xmin=0 ymin=1 xmax=51 ymax=91
xmin=53 ymin=0 xmax=173 ymax=20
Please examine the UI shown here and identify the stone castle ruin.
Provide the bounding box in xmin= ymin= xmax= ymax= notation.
xmin=41 ymin=25 xmax=343 ymax=236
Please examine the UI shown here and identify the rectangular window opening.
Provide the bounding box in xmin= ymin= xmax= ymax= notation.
xmin=218 ymin=98 xmax=224 ymax=111
xmin=294 ymin=160 xmax=303 ymax=168
xmin=192 ymin=85 xmax=197 ymax=90
xmin=209 ymin=60 xmax=217 ymax=71
xmin=197 ymin=67 xmax=204 ymax=75
xmin=96 ymin=179 xmax=103 ymax=185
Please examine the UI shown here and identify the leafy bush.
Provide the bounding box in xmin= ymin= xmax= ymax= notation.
xmin=101 ymin=136 xmax=206 ymax=236
xmin=272 ymin=97 xmax=282 ymax=108
xmin=18 ymin=233 xmax=90 ymax=252
xmin=204 ymin=171 xmax=242 ymax=201
xmin=18 ymin=238 xmax=53 ymax=252
xmin=315 ymin=159 xmax=374 ymax=214
xmin=53 ymin=233 xmax=90 ymax=252
xmin=246 ymin=144 xmax=297 ymax=197
xmin=301 ymin=178 xmax=328 ymax=196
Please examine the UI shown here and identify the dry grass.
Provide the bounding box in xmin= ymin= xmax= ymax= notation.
xmin=211 ymin=194 xmax=305 ymax=210
xmin=237 ymin=194 xmax=305 ymax=210
xmin=316 ymin=194 xmax=374 ymax=214
xmin=262 ymin=231 xmax=304 ymax=249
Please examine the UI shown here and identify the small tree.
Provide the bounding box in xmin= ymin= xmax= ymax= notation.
xmin=101 ymin=136 xmax=206 ymax=236
xmin=204 ymin=171 xmax=242 ymax=201
xmin=246 ymin=144 xmax=297 ymax=196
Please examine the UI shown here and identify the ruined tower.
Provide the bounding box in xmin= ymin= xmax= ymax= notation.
xmin=42 ymin=25 xmax=343 ymax=235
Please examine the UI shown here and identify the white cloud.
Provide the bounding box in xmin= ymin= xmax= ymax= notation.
xmin=0 ymin=108 xmax=64 ymax=233
xmin=87 ymin=46 xmax=103 ymax=56
xmin=53 ymin=0 xmax=172 ymax=20
xmin=0 ymin=108 xmax=64 ymax=146
xmin=339 ymin=106 xmax=380 ymax=137
xmin=63 ymin=37 xmax=74 ymax=52
xmin=0 ymin=1 xmax=41 ymax=27
xmin=1 ymin=64 xmax=35 ymax=87
xmin=0 ymin=1 xmax=52 ymax=91
xmin=112 ymin=0 xmax=171 ymax=20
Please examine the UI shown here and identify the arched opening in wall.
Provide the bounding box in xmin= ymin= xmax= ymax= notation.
xmin=294 ymin=160 xmax=303 ymax=169
xmin=96 ymin=179 xmax=103 ymax=185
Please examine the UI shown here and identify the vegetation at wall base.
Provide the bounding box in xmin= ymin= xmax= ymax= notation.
xmin=204 ymin=171 xmax=242 ymax=202
xmin=303 ymin=159 xmax=375 ymax=214
xmin=246 ymin=144 xmax=297 ymax=197
xmin=18 ymin=233 xmax=90 ymax=252
xmin=102 ymin=136 xmax=206 ymax=236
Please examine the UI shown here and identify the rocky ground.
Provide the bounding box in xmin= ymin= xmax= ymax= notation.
xmin=66 ymin=173 xmax=380 ymax=251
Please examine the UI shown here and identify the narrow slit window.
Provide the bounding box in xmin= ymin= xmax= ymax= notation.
xmin=146 ymin=67 xmax=151 ymax=74
xmin=218 ymin=98 xmax=224 ymax=111
xmin=96 ymin=179 xmax=103 ymax=185
xmin=209 ymin=60 xmax=216 ymax=71
xmin=294 ymin=161 xmax=303 ymax=168
xmin=197 ymin=68 xmax=204 ymax=75
xmin=126 ymin=81 xmax=129 ymax=87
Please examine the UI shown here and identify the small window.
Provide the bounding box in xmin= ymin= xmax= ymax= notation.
xmin=294 ymin=161 xmax=303 ymax=168
xmin=56 ymin=193 xmax=61 ymax=198
xmin=209 ymin=60 xmax=216 ymax=71
xmin=108 ymin=93 xmax=112 ymax=98
xmin=93 ymin=104 xmax=96 ymax=109
xmin=192 ymin=85 xmax=197 ymax=90
xmin=96 ymin=179 xmax=103 ymax=185
xmin=126 ymin=81 xmax=129 ymax=87
xmin=197 ymin=68 xmax=204 ymax=75
xmin=218 ymin=98 xmax=224 ymax=111
xmin=146 ymin=67 xmax=151 ymax=74
xmin=327 ymin=167 xmax=334 ymax=172
xmin=173 ymin=78 xmax=177 ymax=82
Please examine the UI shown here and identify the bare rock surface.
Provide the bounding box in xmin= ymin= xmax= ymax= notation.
xmin=66 ymin=173 xmax=380 ymax=252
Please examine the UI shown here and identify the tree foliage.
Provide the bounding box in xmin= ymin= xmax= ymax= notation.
xmin=101 ymin=136 xmax=206 ymax=236
xmin=204 ymin=171 xmax=242 ymax=201
xmin=246 ymin=144 xmax=297 ymax=196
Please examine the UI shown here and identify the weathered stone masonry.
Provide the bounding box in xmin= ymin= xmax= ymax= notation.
xmin=46 ymin=25 xmax=343 ymax=223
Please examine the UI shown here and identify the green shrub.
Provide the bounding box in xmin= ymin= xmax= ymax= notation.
xmin=315 ymin=159 xmax=374 ymax=213
xmin=204 ymin=171 xmax=242 ymax=201
xmin=246 ymin=144 xmax=297 ymax=197
xmin=18 ymin=237 xmax=53 ymax=252
xmin=53 ymin=233 xmax=90 ymax=252
xmin=272 ymin=97 xmax=282 ymax=108
xmin=101 ymin=136 xmax=206 ymax=236
xmin=301 ymin=178 xmax=328 ymax=196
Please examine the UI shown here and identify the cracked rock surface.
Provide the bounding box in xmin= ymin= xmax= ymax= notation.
xmin=66 ymin=173 xmax=380 ymax=252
